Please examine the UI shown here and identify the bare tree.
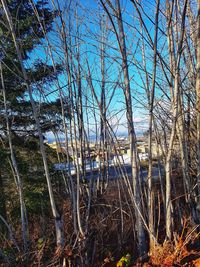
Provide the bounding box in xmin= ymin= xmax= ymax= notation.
xmin=165 ymin=0 xmax=188 ymax=240
xmin=100 ymin=0 xmax=146 ymax=255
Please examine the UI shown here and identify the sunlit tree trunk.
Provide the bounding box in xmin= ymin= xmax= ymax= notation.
xmin=0 ymin=0 xmax=64 ymax=247
xmin=0 ymin=61 xmax=28 ymax=252
xmin=147 ymin=0 xmax=160 ymax=250
xmin=196 ymin=0 xmax=200 ymax=212
xmin=100 ymin=0 xmax=146 ymax=255
xmin=99 ymin=14 xmax=109 ymax=192
xmin=115 ymin=1 xmax=146 ymax=254
xmin=165 ymin=0 xmax=188 ymax=240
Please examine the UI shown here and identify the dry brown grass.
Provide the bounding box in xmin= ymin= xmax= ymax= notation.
xmin=149 ymin=220 xmax=200 ymax=266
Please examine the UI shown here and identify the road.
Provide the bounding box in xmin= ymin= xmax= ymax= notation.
xmin=55 ymin=162 xmax=164 ymax=181
xmin=84 ymin=164 xmax=164 ymax=181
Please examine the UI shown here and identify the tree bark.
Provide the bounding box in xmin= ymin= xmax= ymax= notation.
xmin=0 ymin=0 xmax=64 ymax=247
xmin=0 ymin=61 xmax=28 ymax=252
xmin=196 ymin=0 xmax=200 ymax=212
xmin=147 ymin=0 xmax=160 ymax=250
xmin=100 ymin=0 xmax=146 ymax=255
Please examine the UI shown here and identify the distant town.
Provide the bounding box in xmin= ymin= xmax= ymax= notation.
xmin=46 ymin=136 xmax=163 ymax=177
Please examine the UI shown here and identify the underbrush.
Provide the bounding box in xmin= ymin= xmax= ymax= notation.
xmin=0 ymin=180 xmax=199 ymax=267
xmin=148 ymin=220 xmax=200 ymax=267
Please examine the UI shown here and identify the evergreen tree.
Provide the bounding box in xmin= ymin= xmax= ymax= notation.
xmin=0 ymin=0 xmax=65 ymax=255
xmin=0 ymin=0 xmax=64 ymax=138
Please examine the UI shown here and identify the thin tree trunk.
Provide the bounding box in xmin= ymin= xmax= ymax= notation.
xmin=0 ymin=61 xmax=28 ymax=252
xmin=165 ymin=0 xmax=188 ymax=240
xmin=196 ymin=0 xmax=200 ymax=213
xmin=115 ymin=0 xmax=146 ymax=254
xmin=0 ymin=0 xmax=64 ymax=247
xmin=147 ymin=0 xmax=160 ymax=250
xmin=100 ymin=0 xmax=146 ymax=254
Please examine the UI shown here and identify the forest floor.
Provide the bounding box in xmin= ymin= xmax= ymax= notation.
xmin=0 ymin=172 xmax=200 ymax=266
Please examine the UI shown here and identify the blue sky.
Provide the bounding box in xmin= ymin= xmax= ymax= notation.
xmin=26 ymin=0 xmax=169 ymax=140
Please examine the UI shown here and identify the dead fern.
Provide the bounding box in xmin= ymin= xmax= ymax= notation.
xmin=149 ymin=220 xmax=200 ymax=266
